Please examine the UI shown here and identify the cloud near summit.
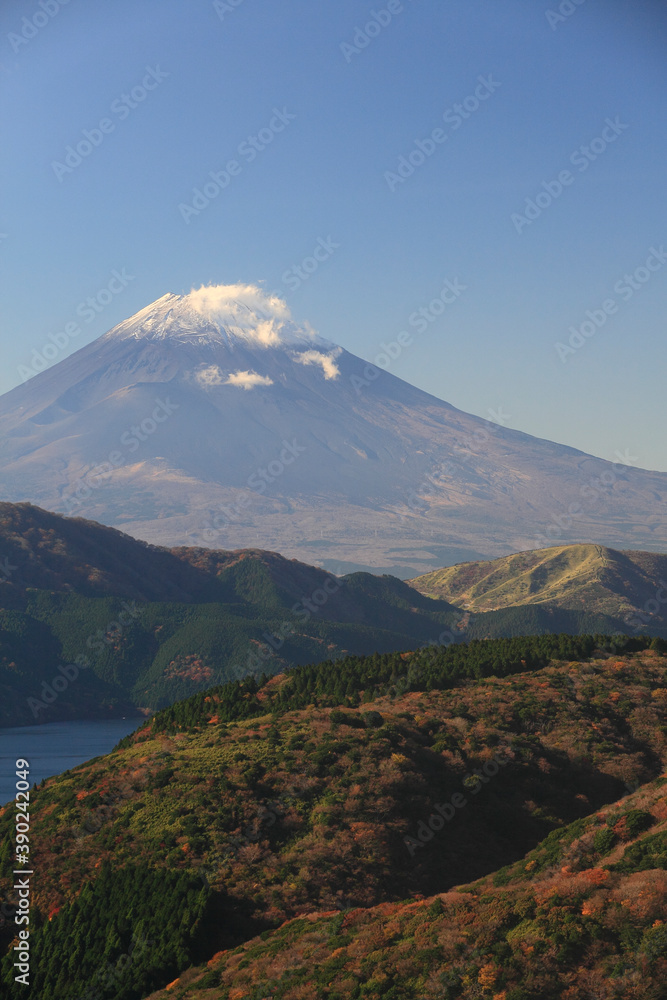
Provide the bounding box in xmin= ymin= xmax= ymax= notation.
xmin=293 ymin=347 xmax=342 ymax=380
xmin=193 ymin=365 xmax=274 ymax=390
xmin=226 ymin=370 xmax=274 ymax=390
xmin=186 ymin=283 xmax=314 ymax=347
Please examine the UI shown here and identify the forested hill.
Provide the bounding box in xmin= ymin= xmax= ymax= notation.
xmin=145 ymin=632 xmax=656 ymax=734
xmin=0 ymin=501 xmax=355 ymax=602
xmin=145 ymin=772 xmax=667 ymax=1000
xmin=1 ymin=636 xmax=667 ymax=998
xmin=2 ymin=503 xmax=665 ymax=727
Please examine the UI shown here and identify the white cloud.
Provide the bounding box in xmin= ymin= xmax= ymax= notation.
xmin=193 ymin=365 xmax=274 ymax=390
xmin=185 ymin=283 xmax=315 ymax=347
xmin=292 ymin=347 xmax=342 ymax=380
xmin=225 ymin=370 xmax=274 ymax=390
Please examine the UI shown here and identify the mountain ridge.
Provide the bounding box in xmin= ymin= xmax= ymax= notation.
xmin=1 ymin=503 xmax=666 ymax=726
xmin=0 ymin=502 xmax=465 ymax=725
xmin=144 ymin=771 xmax=667 ymax=1000
xmin=408 ymin=542 xmax=667 ymax=633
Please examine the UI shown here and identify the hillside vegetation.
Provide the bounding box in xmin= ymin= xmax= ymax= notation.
xmin=146 ymin=774 xmax=667 ymax=1000
xmin=409 ymin=543 xmax=667 ymax=630
xmin=0 ymin=504 xmax=464 ymax=724
xmin=145 ymin=776 xmax=667 ymax=1000
xmin=1 ymin=635 xmax=667 ymax=998
xmin=5 ymin=505 xmax=665 ymax=727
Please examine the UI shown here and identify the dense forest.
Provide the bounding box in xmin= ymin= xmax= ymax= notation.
xmin=1 ymin=864 xmax=212 ymax=1000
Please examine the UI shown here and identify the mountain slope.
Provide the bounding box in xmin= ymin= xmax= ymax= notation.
xmin=2 ymin=285 xmax=667 ymax=574
xmin=0 ymin=503 xmax=467 ymax=726
xmin=144 ymin=775 xmax=667 ymax=1000
xmin=3 ymin=504 xmax=667 ymax=726
xmin=1 ymin=637 xmax=665 ymax=998
xmin=409 ymin=543 xmax=667 ymax=633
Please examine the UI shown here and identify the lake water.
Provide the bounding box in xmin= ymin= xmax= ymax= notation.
xmin=0 ymin=717 xmax=143 ymax=806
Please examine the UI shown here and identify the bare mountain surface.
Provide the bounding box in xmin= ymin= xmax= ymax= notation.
xmin=2 ymin=285 xmax=666 ymax=575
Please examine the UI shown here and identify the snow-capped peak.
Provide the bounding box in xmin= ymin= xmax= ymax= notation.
xmin=102 ymin=283 xmax=323 ymax=349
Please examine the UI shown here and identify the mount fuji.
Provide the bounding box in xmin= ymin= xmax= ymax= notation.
xmin=1 ymin=284 xmax=666 ymax=576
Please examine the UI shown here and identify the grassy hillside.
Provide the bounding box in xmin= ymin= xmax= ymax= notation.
xmin=1 ymin=636 xmax=667 ymax=998
xmin=409 ymin=543 xmax=667 ymax=628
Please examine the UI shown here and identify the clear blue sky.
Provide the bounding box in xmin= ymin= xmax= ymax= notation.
xmin=1 ymin=0 xmax=666 ymax=469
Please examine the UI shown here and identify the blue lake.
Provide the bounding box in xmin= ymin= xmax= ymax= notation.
xmin=0 ymin=718 xmax=143 ymax=805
